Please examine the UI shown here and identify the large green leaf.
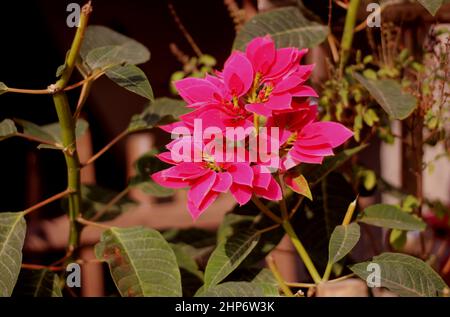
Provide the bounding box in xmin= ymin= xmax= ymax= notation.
xmin=105 ymin=65 xmax=153 ymax=101
xmin=204 ymin=229 xmax=260 ymax=288
xmin=128 ymin=97 xmax=189 ymax=132
xmin=350 ymin=252 xmax=448 ymax=297
xmin=0 ymin=212 xmax=26 ymax=297
xmin=359 ymin=204 xmax=426 ymax=231
xmin=80 ymin=25 xmax=150 ymax=67
xmin=0 ymin=82 xmax=7 ymax=95
xmin=13 ymin=270 xmax=62 ymax=297
xmin=196 ymin=282 xmax=264 ymax=297
xmin=353 ymin=73 xmax=417 ymax=120
xmin=0 ymin=119 xmax=18 ymax=141
xmin=417 ymin=0 xmax=443 ymax=16
xmin=129 ymin=150 xmax=174 ymax=197
xmin=95 ymin=226 xmax=182 ymax=297
xmin=76 ymin=184 xmax=136 ymax=222
xmin=234 ymin=6 xmax=328 ymax=50
xmin=328 ymin=223 xmax=360 ymax=264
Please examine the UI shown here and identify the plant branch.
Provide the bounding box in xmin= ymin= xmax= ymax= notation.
xmin=51 ymin=1 xmax=92 ymax=258
xmin=168 ymin=2 xmax=202 ymax=57
xmin=266 ymin=255 xmax=294 ymax=296
xmin=89 ymin=187 xmax=130 ymax=222
xmin=251 ymin=196 xmax=283 ymax=224
xmin=282 ymin=220 xmax=322 ymax=284
xmin=23 ymin=189 xmax=73 ymax=216
xmin=76 ymin=217 xmax=111 ymax=230
xmin=285 ymin=281 xmax=315 ymax=288
xmin=21 ymin=263 xmax=64 ymax=272
xmin=322 ymin=197 xmax=358 ymax=281
xmin=82 ymin=129 xmax=129 ymax=167
xmin=290 ymin=195 xmax=305 ymax=219
xmin=15 ymin=132 xmax=62 ymax=148
xmin=73 ymin=80 xmax=94 ymax=120
xmin=276 ymin=174 xmax=289 ymax=220
xmin=339 ymin=0 xmax=360 ymax=76
xmin=63 ymin=70 xmax=104 ymax=92
xmin=5 ymin=87 xmax=52 ymax=95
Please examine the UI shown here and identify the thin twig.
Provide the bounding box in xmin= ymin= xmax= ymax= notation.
xmin=285 ymin=281 xmax=316 ymax=288
xmin=15 ymin=132 xmax=62 ymax=148
xmin=23 ymin=189 xmax=73 ymax=216
xmin=251 ymin=196 xmax=283 ymax=224
xmin=76 ymin=217 xmax=111 ymax=230
xmin=290 ymin=195 xmax=305 ymax=219
xmin=5 ymin=87 xmax=51 ymax=95
xmin=266 ymin=255 xmax=294 ymax=296
xmin=82 ymin=129 xmax=129 ymax=167
xmin=168 ymin=2 xmax=202 ymax=57
xmin=90 ymin=187 xmax=130 ymax=222
xmin=21 ymin=263 xmax=64 ymax=272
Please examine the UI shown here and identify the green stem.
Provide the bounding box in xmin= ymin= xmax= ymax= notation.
xmin=267 ymin=255 xmax=294 ymax=296
xmin=322 ymin=262 xmax=333 ymax=282
xmin=51 ymin=2 xmax=92 ymax=256
xmin=53 ymin=93 xmax=82 ymax=251
xmin=339 ymin=0 xmax=360 ymax=76
xmin=282 ymin=220 xmax=322 ymax=284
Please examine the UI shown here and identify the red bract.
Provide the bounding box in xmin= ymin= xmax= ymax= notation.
xmin=153 ymin=36 xmax=353 ymax=220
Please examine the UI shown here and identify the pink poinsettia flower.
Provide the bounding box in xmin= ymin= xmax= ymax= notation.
xmin=243 ymin=36 xmax=317 ymax=117
xmin=269 ymin=102 xmax=353 ymax=170
xmin=152 ymin=137 xmax=256 ymax=219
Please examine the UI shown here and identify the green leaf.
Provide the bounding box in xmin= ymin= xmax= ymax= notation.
xmin=389 ymin=229 xmax=407 ymax=251
xmin=353 ymin=73 xmax=417 ymax=120
xmin=128 ymin=97 xmax=189 ymax=132
xmin=359 ymin=204 xmax=426 ymax=231
xmin=170 ymin=243 xmax=203 ymax=281
xmin=401 ymin=195 xmax=420 ymax=213
xmin=217 ymin=213 xmax=254 ymax=245
xmin=14 ymin=119 xmax=57 ymax=144
xmin=292 ymin=173 xmax=356 ymax=271
xmin=78 ymin=184 xmax=136 ymax=222
xmin=15 ymin=118 xmax=89 ymax=148
xmin=55 ymin=64 xmax=66 ymax=78
xmin=0 ymin=119 xmax=18 ymax=141
xmin=350 ymin=252 xmax=448 ymax=297
xmin=0 ymin=82 xmax=8 ymax=95
xmin=328 ymin=223 xmax=360 ymax=264
xmin=105 ymin=65 xmax=153 ymax=101
xmin=95 ymin=226 xmax=182 ymax=297
xmin=129 ymin=150 xmax=174 ymax=197
xmin=288 ymin=174 xmax=313 ymax=200
xmin=13 ymin=270 xmax=62 ymax=297
xmin=251 ymin=268 xmax=279 ymax=297
xmin=196 ymin=282 xmax=264 ymax=297
xmin=204 ymin=229 xmax=260 ymax=288
xmin=417 ymin=0 xmax=443 ymax=16
xmin=0 ymin=212 xmax=26 ymax=297
xmin=234 ymin=6 xmax=328 ymax=50
xmin=300 ymin=144 xmax=368 ymax=187
xmin=80 ymin=25 xmax=150 ymax=67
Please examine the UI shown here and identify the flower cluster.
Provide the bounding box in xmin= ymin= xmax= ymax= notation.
xmin=152 ymin=36 xmax=353 ymax=220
